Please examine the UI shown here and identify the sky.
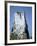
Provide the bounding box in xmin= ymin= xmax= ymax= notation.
xmin=10 ymin=6 xmax=32 ymax=37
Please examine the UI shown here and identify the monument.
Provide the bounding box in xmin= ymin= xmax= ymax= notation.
xmin=10 ymin=12 xmax=29 ymax=40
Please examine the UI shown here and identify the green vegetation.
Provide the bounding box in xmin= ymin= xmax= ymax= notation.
xmin=10 ymin=32 xmax=18 ymax=40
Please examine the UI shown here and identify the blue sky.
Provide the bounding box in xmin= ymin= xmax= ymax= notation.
xmin=10 ymin=6 xmax=32 ymax=37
